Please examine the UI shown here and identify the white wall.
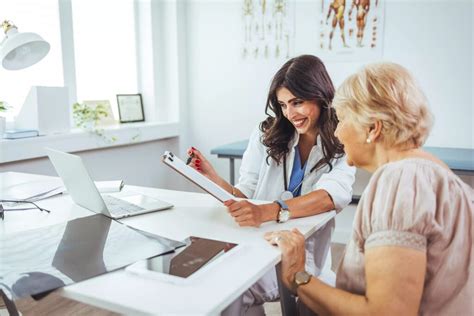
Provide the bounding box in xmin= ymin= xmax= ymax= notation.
xmin=185 ymin=0 xmax=473 ymax=184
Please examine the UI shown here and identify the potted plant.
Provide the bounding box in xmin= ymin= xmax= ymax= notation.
xmin=72 ymin=102 xmax=116 ymax=143
xmin=0 ymin=101 xmax=9 ymax=136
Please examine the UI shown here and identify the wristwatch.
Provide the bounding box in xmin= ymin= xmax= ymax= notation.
xmin=274 ymin=199 xmax=291 ymax=223
xmin=293 ymin=271 xmax=312 ymax=293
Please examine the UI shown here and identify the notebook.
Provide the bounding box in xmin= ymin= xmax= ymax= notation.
xmin=126 ymin=236 xmax=239 ymax=284
xmin=3 ymin=129 xmax=39 ymax=139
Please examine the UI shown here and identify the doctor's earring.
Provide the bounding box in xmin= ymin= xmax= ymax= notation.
xmin=366 ymin=138 xmax=372 ymax=144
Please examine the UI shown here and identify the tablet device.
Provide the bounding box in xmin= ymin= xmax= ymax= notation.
xmin=126 ymin=236 xmax=239 ymax=283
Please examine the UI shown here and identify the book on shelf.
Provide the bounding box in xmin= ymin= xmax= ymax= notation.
xmin=2 ymin=129 xmax=39 ymax=139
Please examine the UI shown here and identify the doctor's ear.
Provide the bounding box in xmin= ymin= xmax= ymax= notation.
xmin=366 ymin=121 xmax=382 ymax=144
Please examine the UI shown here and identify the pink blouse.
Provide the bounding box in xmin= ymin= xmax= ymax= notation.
xmin=336 ymin=158 xmax=473 ymax=315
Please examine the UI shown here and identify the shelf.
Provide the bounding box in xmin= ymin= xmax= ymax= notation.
xmin=0 ymin=121 xmax=180 ymax=164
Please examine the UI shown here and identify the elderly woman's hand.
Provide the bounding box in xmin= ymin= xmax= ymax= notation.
xmin=264 ymin=229 xmax=306 ymax=291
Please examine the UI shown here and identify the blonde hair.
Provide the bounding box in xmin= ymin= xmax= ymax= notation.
xmin=333 ymin=62 xmax=433 ymax=149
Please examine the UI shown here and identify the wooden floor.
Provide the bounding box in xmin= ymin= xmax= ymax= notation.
xmin=1 ymin=293 xmax=119 ymax=316
xmin=1 ymin=243 xmax=346 ymax=315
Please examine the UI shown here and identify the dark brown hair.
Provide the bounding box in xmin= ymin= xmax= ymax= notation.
xmin=260 ymin=55 xmax=344 ymax=171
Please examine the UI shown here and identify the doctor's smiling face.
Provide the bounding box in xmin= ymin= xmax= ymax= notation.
xmin=277 ymin=87 xmax=321 ymax=136
xmin=262 ymin=55 xmax=344 ymax=167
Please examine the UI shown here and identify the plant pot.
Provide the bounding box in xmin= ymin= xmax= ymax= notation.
xmin=0 ymin=116 xmax=6 ymax=137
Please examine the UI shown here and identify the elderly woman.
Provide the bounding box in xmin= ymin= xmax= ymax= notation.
xmin=266 ymin=62 xmax=473 ymax=315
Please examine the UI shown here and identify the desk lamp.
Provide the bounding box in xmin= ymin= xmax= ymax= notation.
xmin=0 ymin=20 xmax=50 ymax=70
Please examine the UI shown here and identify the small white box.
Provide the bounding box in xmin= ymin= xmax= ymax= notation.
xmin=15 ymin=86 xmax=71 ymax=135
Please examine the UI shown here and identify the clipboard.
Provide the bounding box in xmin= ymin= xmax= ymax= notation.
xmin=162 ymin=151 xmax=234 ymax=202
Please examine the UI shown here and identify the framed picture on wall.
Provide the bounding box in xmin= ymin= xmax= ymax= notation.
xmin=117 ymin=94 xmax=145 ymax=123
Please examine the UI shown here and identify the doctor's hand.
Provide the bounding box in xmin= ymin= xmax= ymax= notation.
xmin=224 ymin=199 xmax=266 ymax=227
xmin=187 ymin=147 xmax=220 ymax=183
xmin=264 ymin=229 xmax=307 ymax=291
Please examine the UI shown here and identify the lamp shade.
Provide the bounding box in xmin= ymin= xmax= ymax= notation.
xmin=0 ymin=25 xmax=50 ymax=70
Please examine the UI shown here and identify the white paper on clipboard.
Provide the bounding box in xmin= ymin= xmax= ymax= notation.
xmin=162 ymin=151 xmax=234 ymax=202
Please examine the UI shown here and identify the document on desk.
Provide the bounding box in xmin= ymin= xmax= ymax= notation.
xmin=0 ymin=178 xmax=65 ymax=204
xmin=162 ymin=151 xmax=234 ymax=202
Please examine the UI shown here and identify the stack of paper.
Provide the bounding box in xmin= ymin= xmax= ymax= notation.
xmin=95 ymin=180 xmax=124 ymax=193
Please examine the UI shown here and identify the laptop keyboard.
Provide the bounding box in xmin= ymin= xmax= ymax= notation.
xmin=102 ymin=195 xmax=145 ymax=216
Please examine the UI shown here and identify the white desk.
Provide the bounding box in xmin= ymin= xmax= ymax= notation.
xmin=0 ymin=172 xmax=335 ymax=315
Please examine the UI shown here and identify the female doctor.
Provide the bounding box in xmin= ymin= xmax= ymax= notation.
xmin=189 ymin=55 xmax=355 ymax=314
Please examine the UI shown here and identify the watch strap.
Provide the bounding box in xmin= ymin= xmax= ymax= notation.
xmin=274 ymin=199 xmax=289 ymax=210
xmin=292 ymin=271 xmax=312 ymax=294
xmin=274 ymin=199 xmax=290 ymax=223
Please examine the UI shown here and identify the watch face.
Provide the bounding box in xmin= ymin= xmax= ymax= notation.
xmin=280 ymin=210 xmax=290 ymax=222
xmin=295 ymin=271 xmax=311 ymax=285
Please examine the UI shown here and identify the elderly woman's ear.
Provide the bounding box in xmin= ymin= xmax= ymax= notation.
xmin=367 ymin=121 xmax=383 ymax=143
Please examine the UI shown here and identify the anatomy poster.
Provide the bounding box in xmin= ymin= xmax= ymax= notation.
xmin=241 ymin=0 xmax=295 ymax=59
xmin=318 ymin=0 xmax=385 ymax=61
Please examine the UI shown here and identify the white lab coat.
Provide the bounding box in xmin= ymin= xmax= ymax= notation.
xmin=225 ymin=126 xmax=355 ymax=315
xmin=236 ymin=127 xmax=355 ymax=211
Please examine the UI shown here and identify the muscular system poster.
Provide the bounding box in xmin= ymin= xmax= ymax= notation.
xmin=318 ymin=0 xmax=385 ymax=61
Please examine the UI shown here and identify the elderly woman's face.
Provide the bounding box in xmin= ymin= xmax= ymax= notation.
xmin=334 ymin=110 xmax=368 ymax=167
xmin=277 ymin=87 xmax=320 ymax=136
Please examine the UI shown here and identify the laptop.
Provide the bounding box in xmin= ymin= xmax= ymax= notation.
xmin=46 ymin=148 xmax=173 ymax=219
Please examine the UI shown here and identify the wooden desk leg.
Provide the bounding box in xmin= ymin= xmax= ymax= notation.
xmin=229 ymin=158 xmax=235 ymax=185
xmin=276 ymin=263 xmax=297 ymax=316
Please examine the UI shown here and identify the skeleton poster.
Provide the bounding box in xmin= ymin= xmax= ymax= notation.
xmin=242 ymin=0 xmax=295 ymax=59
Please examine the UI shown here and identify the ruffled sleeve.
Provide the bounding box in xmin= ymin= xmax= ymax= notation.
xmin=358 ymin=161 xmax=438 ymax=252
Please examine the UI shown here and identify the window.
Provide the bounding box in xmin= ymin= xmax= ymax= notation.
xmin=71 ymin=0 xmax=138 ymax=120
xmin=0 ymin=0 xmax=63 ymax=120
